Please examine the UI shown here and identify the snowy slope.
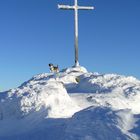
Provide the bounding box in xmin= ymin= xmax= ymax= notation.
xmin=0 ymin=66 xmax=140 ymax=140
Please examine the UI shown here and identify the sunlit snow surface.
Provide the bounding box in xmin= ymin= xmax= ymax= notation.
xmin=0 ymin=66 xmax=140 ymax=140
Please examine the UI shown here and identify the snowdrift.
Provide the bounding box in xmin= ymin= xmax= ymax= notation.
xmin=0 ymin=78 xmax=80 ymax=120
xmin=0 ymin=66 xmax=140 ymax=140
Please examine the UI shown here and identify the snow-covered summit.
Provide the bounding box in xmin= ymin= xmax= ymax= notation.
xmin=0 ymin=66 xmax=140 ymax=140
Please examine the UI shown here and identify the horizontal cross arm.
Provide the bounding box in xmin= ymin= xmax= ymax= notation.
xmin=58 ymin=4 xmax=74 ymax=10
xmin=78 ymin=6 xmax=94 ymax=10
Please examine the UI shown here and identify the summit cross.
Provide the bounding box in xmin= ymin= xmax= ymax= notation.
xmin=58 ymin=0 xmax=94 ymax=67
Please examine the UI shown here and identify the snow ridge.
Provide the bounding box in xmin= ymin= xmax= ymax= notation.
xmin=0 ymin=66 xmax=140 ymax=140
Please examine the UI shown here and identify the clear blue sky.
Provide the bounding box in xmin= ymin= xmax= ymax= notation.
xmin=0 ymin=0 xmax=140 ymax=91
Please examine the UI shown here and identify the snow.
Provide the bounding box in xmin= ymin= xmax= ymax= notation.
xmin=0 ymin=66 xmax=140 ymax=140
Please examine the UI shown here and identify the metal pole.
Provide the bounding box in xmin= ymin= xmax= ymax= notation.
xmin=74 ymin=0 xmax=79 ymax=67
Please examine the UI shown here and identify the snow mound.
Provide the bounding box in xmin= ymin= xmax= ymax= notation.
xmin=64 ymin=107 xmax=137 ymax=140
xmin=61 ymin=66 xmax=88 ymax=73
xmin=0 ymin=79 xmax=80 ymax=120
xmin=0 ymin=66 xmax=140 ymax=140
xmin=71 ymin=73 xmax=140 ymax=114
xmin=76 ymin=73 xmax=140 ymax=94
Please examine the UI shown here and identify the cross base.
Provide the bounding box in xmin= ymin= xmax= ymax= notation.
xmin=74 ymin=61 xmax=80 ymax=67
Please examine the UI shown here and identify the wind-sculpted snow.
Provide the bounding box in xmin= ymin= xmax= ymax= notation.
xmin=70 ymin=73 xmax=140 ymax=114
xmin=75 ymin=73 xmax=140 ymax=94
xmin=0 ymin=66 xmax=139 ymax=140
xmin=0 ymin=107 xmax=138 ymax=140
xmin=0 ymin=78 xmax=80 ymax=120
xmin=64 ymin=107 xmax=136 ymax=140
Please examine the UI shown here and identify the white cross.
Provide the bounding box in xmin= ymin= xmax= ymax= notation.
xmin=58 ymin=0 xmax=94 ymax=67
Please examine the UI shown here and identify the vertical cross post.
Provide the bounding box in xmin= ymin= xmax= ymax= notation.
xmin=58 ymin=0 xmax=94 ymax=67
xmin=74 ymin=0 xmax=79 ymax=67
